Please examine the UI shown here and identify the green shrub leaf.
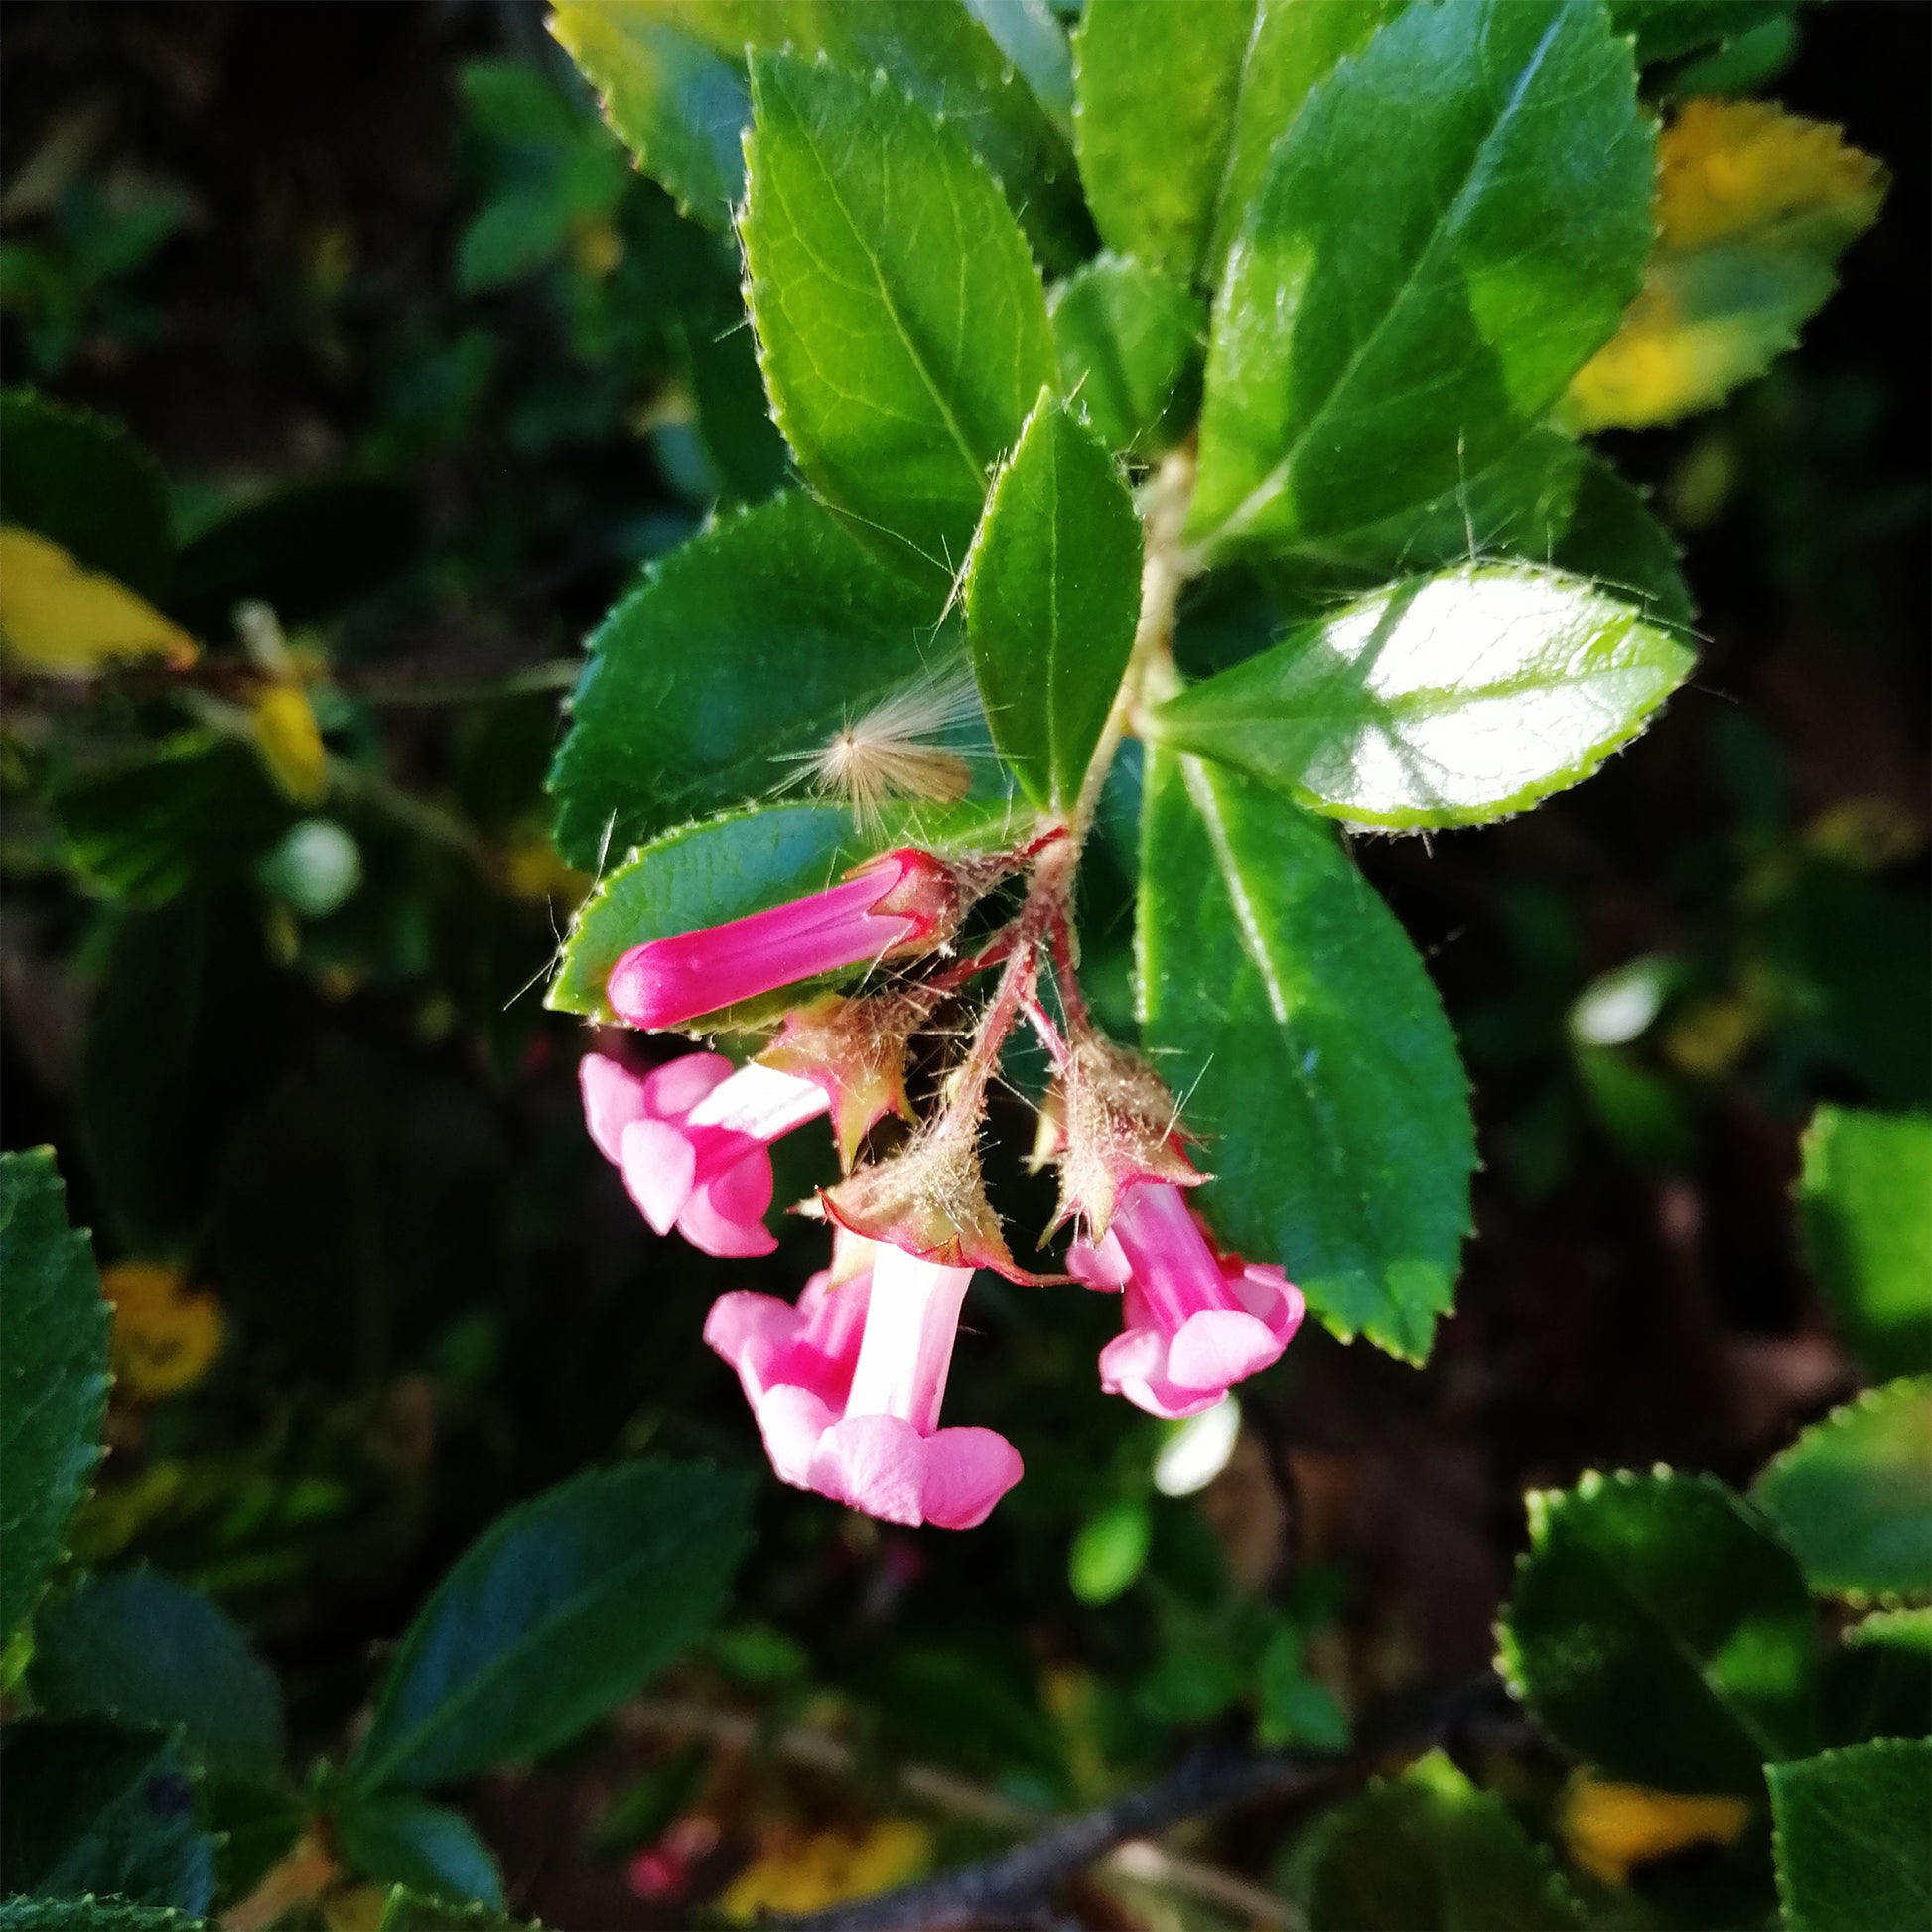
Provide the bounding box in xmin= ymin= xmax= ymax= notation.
xmin=1071 ymin=0 xmax=1395 ymax=286
xmin=1753 ymin=1379 xmax=1932 ymax=1605
xmin=547 ymin=796 xmax=1020 ymax=1025
xmin=346 ymin=1461 xmax=750 ymax=1791
xmin=1049 ymin=254 xmax=1204 ymax=457
xmin=1769 ymin=1738 xmax=1932 ymax=1932
xmin=0 ymin=1720 xmax=214 ymax=1916
xmin=1298 ymin=1749 xmax=1582 ymax=1931
xmin=547 ymin=493 xmax=963 ymax=870
xmin=0 ymin=1904 xmax=213 ymax=1932
xmin=965 ymin=393 xmax=1142 ymax=811
xmin=1795 ymin=1106 xmax=1932 ymax=1380
xmin=27 ymin=1572 xmax=284 ymax=1778
xmin=337 ymin=1792 xmax=504 ymax=1910
xmin=0 ymin=392 xmax=173 ymax=598
xmin=0 ymin=1149 xmax=110 ymax=1647
xmin=1186 ymin=0 xmax=1652 ymax=564
xmin=1139 ymin=753 xmax=1472 ymax=1360
xmin=1499 ymin=1469 xmax=1818 ymax=1792
xmin=742 ymin=49 xmax=1054 ymax=576
xmin=1148 ymin=564 xmax=1694 ymax=829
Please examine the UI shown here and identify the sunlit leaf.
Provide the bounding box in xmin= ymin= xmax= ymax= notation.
xmin=0 ymin=527 xmax=196 ymax=679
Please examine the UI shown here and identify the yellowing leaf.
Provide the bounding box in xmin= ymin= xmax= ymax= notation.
xmin=719 ymin=1819 xmax=931 ymax=1921
xmin=0 ymin=526 xmax=197 ymax=678
xmin=1562 ymin=1776 xmax=1751 ymax=1885
xmin=1570 ymin=100 xmax=1886 ymax=430
xmin=500 ymin=831 xmax=592 ymax=906
xmin=253 ymin=681 xmax=330 ymax=805
xmin=101 ymin=1260 xmax=224 ymax=1400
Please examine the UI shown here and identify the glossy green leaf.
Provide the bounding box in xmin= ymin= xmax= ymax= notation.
xmin=0 ymin=392 xmax=173 ymax=598
xmin=549 ymin=4 xmax=749 ymax=227
xmin=574 ymin=0 xmax=1088 ymax=265
xmin=964 ymin=393 xmax=1142 ymax=810
xmin=1769 ymin=1739 xmax=1932 ymax=1932
xmin=547 ymin=492 xmax=964 ymax=870
xmin=1608 ymin=0 xmax=1792 ymax=68
xmin=1795 ymin=1106 xmax=1932 ymax=1380
xmin=963 ymin=0 xmax=1074 ymax=135
xmin=0 ymin=1903 xmax=213 ymax=1932
xmin=338 ymin=1792 xmax=504 ymax=1910
xmin=547 ymin=795 xmax=1018 ymax=1024
xmin=1549 ymin=453 xmax=1696 ymax=633
xmin=347 ymin=1461 xmax=750 ymax=1790
xmin=166 ymin=481 xmax=421 ymax=638
xmin=742 ymin=49 xmax=1055 ymax=575
xmin=1148 ymin=563 xmax=1695 ymax=829
xmin=1049 ymin=253 xmax=1204 ymax=456
xmin=0 ymin=1149 xmax=109 ymax=1647
xmin=1139 ymin=753 xmax=1472 ymax=1359
xmin=1499 ymin=1469 xmax=1817 ymax=1793
xmin=375 ymin=1888 xmax=534 ymax=1932
xmin=1300 ymin=1750 xmax=1582 ymax=1931
xmin=27 ymin=1572 xmax=284 ymax=1777
xmin=0 ymin=1720 xmax=214 ymax=1915
xmin=1753 ymin=1380 xmax=1932 ymax=1605
xmin=1187 ymin=0 xmax=1653 ymax=564
xmin=1823 ymin=1608 xmax=1932 ymax=1746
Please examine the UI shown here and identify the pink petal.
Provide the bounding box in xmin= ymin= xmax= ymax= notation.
xmin=580 ymin=1053 xmax=652 ymax=1167
xmin=1167 ymin=1309 xmax=1285 ymax=1393
xmin=1099 ymin=1325 xmax=1226 ymax=1420
xmin=919 ymin=1427 xmax=1023 ymax=1529
xmin=1067 ymin=1230 xmax=1132 ymax=1291
xmin=619 ymin=1118 xmax=698 ymax=1234
xmin=641 ymin=1051 xmax=732 ymax=1119
xmin=703 ymin=1290 xmax=802 ymax=1401
xmin=809 ymin=1413 xmax=928 ymax=1526
xmin=1227 ymin=1265 xmax=1306 ymax=1343
xmin=676 ymin=1188 xmax=778 ymax=1258
xmin=756 ymin=1384 xmax=837 ymax=1488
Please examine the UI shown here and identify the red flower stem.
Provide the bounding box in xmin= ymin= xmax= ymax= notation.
xmin=1048 ymin=912 xmax=1092 ymax=1036
xmin=1022 ymin=996 xmax=1070 ymax=1069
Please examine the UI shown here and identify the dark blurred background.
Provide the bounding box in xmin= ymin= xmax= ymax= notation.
xmin=1 ymin=3 xmax=1925 ymax=1923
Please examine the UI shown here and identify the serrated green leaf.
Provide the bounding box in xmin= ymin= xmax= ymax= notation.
xmin=0 ymin=1902 xmax=213 ymax=1932
xmin=1769 ymin=1738 xmax=1932 ymax=1932
xmin=0 ymin=392 xmax=173 ymax=598
xmin=964 ymin=393 xmax=1142 ymax=811
xmin=337 ymin=1793 xmax=503 ymax=1910
xmin=0 ymin=1720 xmax=214 ymax=1915
xmin=347 ymin=1461 xmax=750 ymax=1791
xmin=1139 ymin=753 xmax=1472 ymax=1359
xmin=1148 ymin=563 xmax=1694 ymax=830
xmin=547 ymin=492 xmax=966 ymax=870
xmin=1795 ymin=1106 xmax=1932 ymax=1381
xmin=1186 ymin=0 xmax=1653 ymax=565
xmin=1499 ymin=1469 xmax=1817 ymax=1792
xmin=742 ymin=49 xmax=1055 ymax=576
xmin=1548 ymin=453 xmax=1696 ymax=633
xmin=1300 ymin=1750 xmax=1582 ymax=1931
xmin=1823 ymin=1608 xmax=1932 ymax=1746
xmin=1607 ymin=0 xmax=1793 ymax=69
xmin=565 ymin=0 xmax=1087 ymax=265
xmin=962 ymin=0 xmax=1073 ymax=135
xmin=1072 ymin=0 xmax=1397 ymax=288
xmin=1753 ymin=1379 xmax=1932 ymax=1605
xmin=27 ymin=1572 xmax=284 ymax=1778
xmin=165 ymin=481 xmax=421 ymax=638
xmin=0 ymin=1150 xmax=110 ymax=1647
xmin=548 ymin=5 xmax=748 ymax=228
xmin=1049 ymin=254 xmax=1204 ymax=456
xmin=547 ymin=795 xmax=1019 ymax=1024
xmin=375 ymin=1886 xmax=537 ymax=1931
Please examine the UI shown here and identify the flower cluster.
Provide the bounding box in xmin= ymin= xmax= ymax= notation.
xmin=579 ymin=839 xmax=1303 ymax=1530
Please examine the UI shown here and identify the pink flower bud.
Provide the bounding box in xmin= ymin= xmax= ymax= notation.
xmin=608 ymin=849 xmax=961 ymax=1032
xmin=581 ymin=1049 xmax=827 ymax=1258
xmin=1069 ymin=1182 xmax=1304 ymax=1419
xmin=705 ymin=1241 xmax=1023 ymax=1530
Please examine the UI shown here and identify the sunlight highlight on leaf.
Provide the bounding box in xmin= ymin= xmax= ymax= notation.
xmin=0 ymin=526 xmax=197 ymax=678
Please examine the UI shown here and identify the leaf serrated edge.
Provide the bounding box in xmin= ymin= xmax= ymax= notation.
xmin=1767 ymin=1735 xmax=1932 ymax=1932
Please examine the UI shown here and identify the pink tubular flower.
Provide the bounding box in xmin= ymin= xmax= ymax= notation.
xmin=1069 ymin=1181 xmax=1304 ymax=1419
xmin=581 ymin=1049 xmax=827 ymax=1258
xmin=705 ymin=1241 xmax=1023 ymax=1530
xmin=607 ymin=849 xmax=961 ymax=1032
